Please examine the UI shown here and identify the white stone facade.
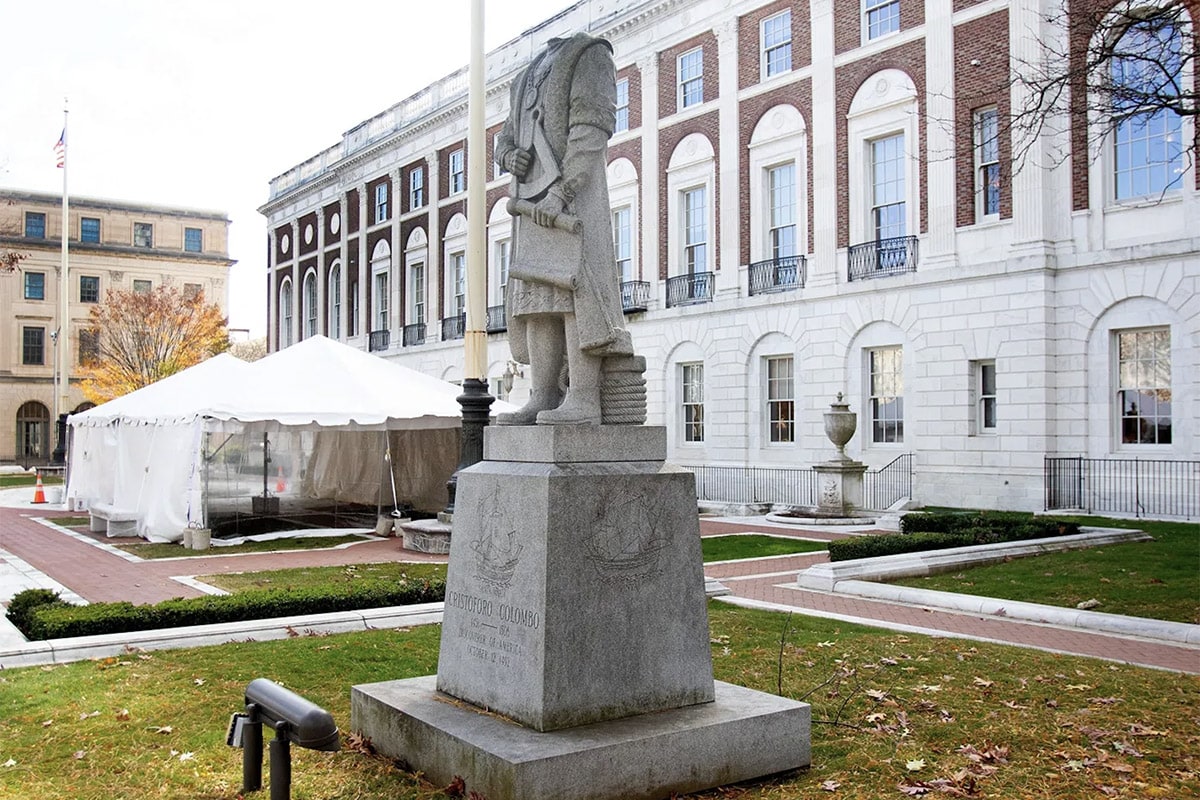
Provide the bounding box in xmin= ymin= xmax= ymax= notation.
xmin=259 ymin=0 xmax=1198 ymax=515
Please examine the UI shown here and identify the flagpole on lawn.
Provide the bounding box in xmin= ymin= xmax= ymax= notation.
xmin=52 ymin=100 xmax=70 ymax=465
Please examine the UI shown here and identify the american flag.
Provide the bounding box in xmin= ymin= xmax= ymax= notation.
xmin=53 ymin=129 xmax=65 ymax=168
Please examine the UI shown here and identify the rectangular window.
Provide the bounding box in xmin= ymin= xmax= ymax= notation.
xmin=133 ymin=279 xmax=152 ymax=294
xmin=374 ymin=272 xmax=389 ymax=331
xmin=768 ymin=163 xmax=797 ymax=259
xmin=23 ymin=271 xmax=45 ymax=301
xmin=133 ymin=222 xmax=153 ymax=248
xmin=681 ymin=363 xmax=704 ymax=443
xmin=869 ymin=346 xmax=904 ymax=443
xmin=766 ymin=355 xmax=795 ymax=443
xmin=1117 ymin=328 xmax=1171 ymax=445
xmin=495 ymin=240 xmax=510 ymax=301
xmin=1114 ymin=111 xmax=1184 ymax=199
xmin=449 ymin=149 xmax=465 ymax=194
xmin=612 ymin=206 xmax=633 ymax=282
xmin=329 ymin=269 xmax=342 ymax=340
xmin=678 ymin=48 xmax=703 ymax=109
xmin=79 ymin=328 xmax=99 ymax=366
xmin=762 ymin=10 xmax=792 ymax=78
xmin=80 ymin=216 xmax=100 ymax=243
xmin=865 ymin=0 xmax=900 ymax=40
xmin=80 ymin=275 xmax=100 ymax=303
xmin=871 ymin=134 xmax=906 ymax=241
xmin=615 ymin=78 xmax=630 ymax=133
xmin=348 ymin=276 xmax=360 ymax=337
xmin=24 ymin=212 xmax=46 ymax=239
xmin=683 ymin=187 xmax=707 ymax=274
xmin=184 ymin=227 xmax=203 ymax=252
xmin=974 ymin=108 xmax=1001 ymax=219
xmin=1112 ymin=20 xmax=1184 ymax=200
xmin=976 ymin=360 xmax=997 ymax=433
xmin=409 ymin=167 xmax=425 ymax=209
xmin=410 ymin=263 xmax=425 ymax=325
xmin=451 ymin=252 xmax=466 ymax=315
xmin=22 ymin=326 xmax=44 ymax=366
xmin=374 ymin=183 xmax=389 ymax=223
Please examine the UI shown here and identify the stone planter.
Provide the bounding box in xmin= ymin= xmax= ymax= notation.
xmin=823 ymin=392 xmax=856 ymax=460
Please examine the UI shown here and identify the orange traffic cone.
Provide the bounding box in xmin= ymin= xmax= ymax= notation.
xmin=275 ymin=466 xmax=287 ymax=494
xmin=31 ymin=471 xmax=46 ymax=504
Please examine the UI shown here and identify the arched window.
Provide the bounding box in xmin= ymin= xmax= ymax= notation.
xmin=303 ymin=270 xmax=318 ymax=339
xmin=279 ymin=278 xmax=294 ymax=348
xmin=16 ymin=401 xmax=50 ymax=461
xmin=371 ymin=240 xmax=392 ymax=335
xmin=328 ymin=262 xmax=342 ymax=340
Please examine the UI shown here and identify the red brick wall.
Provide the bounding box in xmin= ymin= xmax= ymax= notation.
xmin=954 ymin=11 xmax=1012 ymax=226
xmin=401 ymin=159 xmax=427 ymax=215
xmin=346 ymin=189 xmax=360 ymax=234
xmin=439 ymin=141 xmax=467 ymax=197
xmin=366 ymin=175 xmax=390 ymax=226
xmin=658 ymin=32 xmax=719 ymax=118
xmin=738 ymin=0 xmax=812 ymax=90
xmin=297 ymin=212 xmax=318 ymax=256
xmin=738 ymin=79 xmax=815 ymax=265
xmin=616 ymin=64 xmax=642 ymax=130
xmin=834 ymin=39 xmax=927 ymax=248
xmin=323 ymin=201 xmax=341 ymax=243
xmin=273 ymin=224 xmax=292 ymax=263
xmin=835 ymin=0 xmax=924 ymax=56
xmin=658 ymin=111 xmax=720 ymax=279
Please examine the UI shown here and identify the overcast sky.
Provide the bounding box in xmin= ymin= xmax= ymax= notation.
xmin=2 ymin=0 xmax=571 ymax=336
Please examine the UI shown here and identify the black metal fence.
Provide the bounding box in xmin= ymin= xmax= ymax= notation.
xmin=621 ymin=280 xmax=650 ymax=312
xmin=402 ymin=323 xmax=425 ymax=347
xmin=368 ymin=330 xmax=390 ymax=352
xmin=686 ymin=454 xmax=913 ymax=511
xmin=847 ymin=235 xmax=918 ymax=281
xmin=748 ymin=255 xmax=807 ymax=296
xmin=1045 ymin=456 xmax=1199 ymax=520
xmin=440 ymin=314 xmax=466 ymax=341
xmin=486 ymin=304 xmax=507 ymax=333
xmin=863 ymin=453 xmax=914 ymax=511
xmin=665 ymin=272 xmax=714 ymax=308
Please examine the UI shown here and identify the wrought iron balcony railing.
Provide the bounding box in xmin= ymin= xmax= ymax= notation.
xmin=847 ymin=235 xmax=918 ymax=281
xmin=441 ymin=314 xmax=466 ymax=341
xmin=665 ymin=272 xmax=714 ymax=308
xmin=402 ymin=323 xmax=425 ymax=347
xmin=620 ymin=280 xmax=650 ymax=313
xmin=368 ymin=329 xmax=390 ymax=352
xmin=747 ymin=255 xmax=807 ymax=296
xmin=486 ymin=304 xmax=507 ymax=333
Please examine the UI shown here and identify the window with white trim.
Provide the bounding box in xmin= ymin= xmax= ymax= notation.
xmin=1110 ymin=16 xmax=1184 ymax=200
xmin=303 ymin=271 xmax=318 ymax=338
xmin=612 ymin=206 xmax=633 ymax=282
xmin=410 ymin=262 xmax=426 ymax=325
xmin=374 ymin=183 xmax=389 ymax=223
xmin=762 ymin=10 xmax=792 ymax=78
xmin=869 ymin=346 xmax=903 ymax=443
xmin=409 ymin=166 xmax=425 ymax=209
xmin=766 ymin=355 xmax=795 ymax=443
xmin=371 ymin=240 xmax=391 ymax=334
xmin=678 ymin=48 xmax=703 ymax=109
xmin=865 ymin=0 xmax=900 ymax=40
xmin=681 ymin=362 xmax=704 ymax=443
xmin=494 ymin=240 xmax=510 ymax=305
xmin=683 ymin=186 xmax=707 ymax=274
xmin=974 ymin=360 xmax=997 ymax=433
xmin=280 ymin=279 xmax=294 ymax=348
xmin=1116 ymin=327 xmax=1171 ymax=444
xmin=768 ymin=163 xmax=797 ymax=259
xmin=871 ymin=133 xmax=906 ymax=241
xmin=348 ymin=274 xmax=359 ymax=337
xmin=374 ymin=271 xmax=389 ymax=332
xmin=451 ymin=251 xmax=466 ymax=316
xmin=973 ymin=107 xmax=1001 ymax=219
xmin=328 ymin=263 xmax=342 ymax=339
xmin=615 ymin=77 xmax=630 ymax=132
xmin=449 ymin=149 xmax=465 ymax=194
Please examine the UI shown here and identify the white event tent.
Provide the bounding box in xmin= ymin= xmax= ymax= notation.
xmin=67 ymin=336 xmax=514 ymax=542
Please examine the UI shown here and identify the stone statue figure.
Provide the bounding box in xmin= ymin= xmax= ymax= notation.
xmin=495 ymin=32 xmax=638 ymax=426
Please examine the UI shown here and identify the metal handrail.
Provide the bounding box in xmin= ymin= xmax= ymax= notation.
xmin=665 ymin=272 xmax=714 ymax=308
xmin=748 ymin=255 xmax=807 ymax=296
xmin=848 ymin=235 xmax=918 ymax=281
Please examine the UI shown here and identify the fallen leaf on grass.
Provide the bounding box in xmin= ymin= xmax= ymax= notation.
xmin=867 ymin=689 xmax=889 ymax=701
xmin=178 ymin=752 xmax=195 ymax=762
xmin=193 ymin=678 xmax=205 ymax=687
xmin=972 ymin=677 xmax=994 ymax=688
xmin=1066 ymin=684 xmax=1093 ymax=692
xmin=41 ymin=720 xmax=52 ymax=728
xmin=817 ymin=641 xmax=837 ymax=648
xmin=73 ymin=751 xmax=86 ymax=760
xmin=150 ymin=726 xmax=173 ymax=735
xmin=1002 ymin=700 xmax=1029 ymax=709
xmin=78 ymin=711 xmax=100 ymax=720
xmin=445 ymin=776 xmax=466 ymax=797
xmin=2 ymin=759 xmax=16 ymax=768
xmin=906 ymin=759 xmax=927 ymax=772
xmin=115 ymin=709 xmax=131 ymax=721
xmin=820 ymin=779 xmax=841 ymax=791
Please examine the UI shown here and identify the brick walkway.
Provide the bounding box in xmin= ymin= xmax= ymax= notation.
xmin=2 ymin=506 xmax=1197 ymax=674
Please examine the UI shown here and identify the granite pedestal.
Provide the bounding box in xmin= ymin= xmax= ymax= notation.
xmin=352 ymin=426 xmax=810 ymax=799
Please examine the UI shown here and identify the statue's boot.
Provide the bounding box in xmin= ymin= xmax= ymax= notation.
xmin=497 ymin=389 xmax=563 ymax=425
xmin=536 ymin=394 xmax=601 ymax=425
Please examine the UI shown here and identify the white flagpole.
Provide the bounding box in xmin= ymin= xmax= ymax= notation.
xmin=464 ymin=0 xmax=486 ymax=383
xmin=57 ymin=100 xmax=70 ymax=435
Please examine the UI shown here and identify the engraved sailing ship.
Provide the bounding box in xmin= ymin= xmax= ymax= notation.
xmin=471 ymin=489 xmax=522 ymax=592
xmin=585 ymin=490 xmax=668 ymax=583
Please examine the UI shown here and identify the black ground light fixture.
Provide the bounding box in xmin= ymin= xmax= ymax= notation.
xmin=229 ymin=678 xmax=339 ymax=800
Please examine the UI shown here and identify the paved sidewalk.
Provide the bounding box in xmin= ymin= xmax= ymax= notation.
xmin=1 ymin=501 xmax=1196 ymax=674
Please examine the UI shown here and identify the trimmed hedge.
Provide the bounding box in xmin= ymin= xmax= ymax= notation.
xmin=6 ymin=589 xmax=70 ymax=634
xmin=828 ymin=511 xmax=1080 ymax=562
xmin=15 ymin=579 xmax=445 ymax=641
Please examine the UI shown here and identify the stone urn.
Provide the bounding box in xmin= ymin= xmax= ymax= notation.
xmin=823 ymin=392 xmax=857 ymax=461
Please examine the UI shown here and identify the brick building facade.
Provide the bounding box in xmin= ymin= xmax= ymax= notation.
xmin=0 ymin=190 xmax=232 ymax=465
xmin=259 ymin=0 xmax=1198 ymax=514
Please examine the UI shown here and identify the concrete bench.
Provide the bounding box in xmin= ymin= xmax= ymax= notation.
xmin=89 ymin=503 xmax=140 ymax=538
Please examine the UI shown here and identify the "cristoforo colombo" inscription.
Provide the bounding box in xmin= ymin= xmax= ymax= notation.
xmin=446 ymin=590 xmax=541 ymax=669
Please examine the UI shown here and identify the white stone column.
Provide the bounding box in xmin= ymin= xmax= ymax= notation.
xmin=637 ymin=54 xmax=660 ymax=302
xmin=1008 ymin=0 xmax=1060 ymax=254
xmin=427 ymin=158 xmax=441 ymax=338
xmin=267 ymin=228 xmax=278 ymax=352
xmin=290 ymin=219 xmax=301 ymax=346
xmin=715 ymin=19 xmax=741 ymax=298
xmin=316 ymin=207 xmax=326 ymax=336
xmin=338 ymin=194 xmax=349 ymax=341
xmin=923 ymin=0 xmax=956 ymax=265
xmin=357 ymin=184 xmax=369 ymax=341
xmin=809 ymin=0 xmax=838 ymax=287
xmin=390 ymin=168 xmax=403 ymax=343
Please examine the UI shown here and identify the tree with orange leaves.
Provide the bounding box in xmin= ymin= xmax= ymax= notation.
xmin=80 ymin=285 xmax=230 ymax=404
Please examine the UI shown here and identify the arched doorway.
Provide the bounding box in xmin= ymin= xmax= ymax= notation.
xmin=16 ymin=401 xmax=50 ymax=465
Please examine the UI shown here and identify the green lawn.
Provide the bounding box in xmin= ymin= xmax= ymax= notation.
xmin=701 ymin=534 xmax=827 ymax=562
xmin=891 ymin=515 xmax=1199 ymax=624
xmin=118 ymin=534 xmax=374 ymax=560
xmin=200 ymin=562 xmax=447 ymax=593
xmin=0 ymin=605 xmax=1195 ymax=800
xmin=0 ymin=473 xmax=64 ymax=488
